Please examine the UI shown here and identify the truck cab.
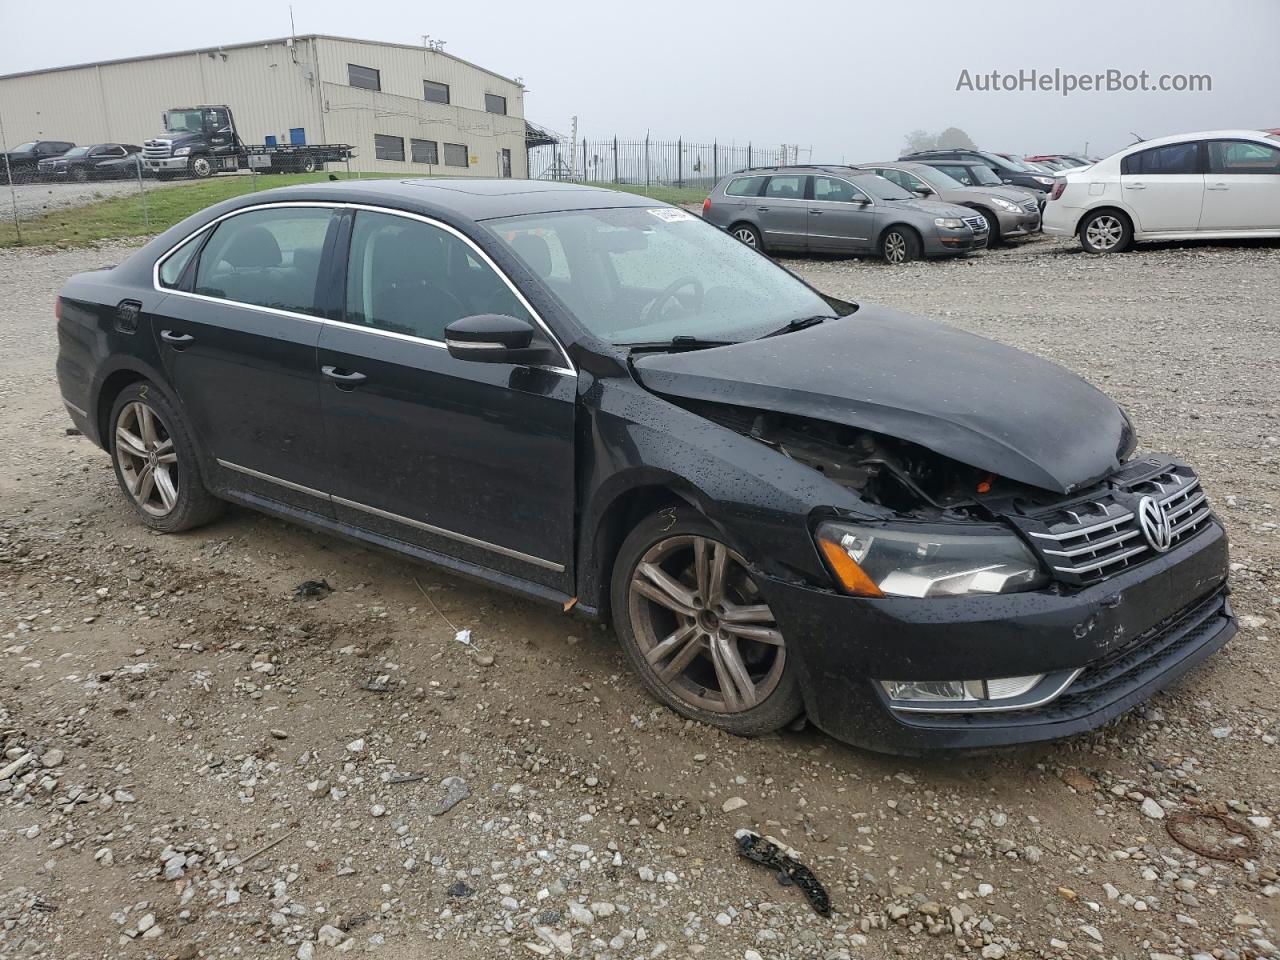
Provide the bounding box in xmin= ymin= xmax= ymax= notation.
xmin=143 ymin=106 xmax=238 ymax=178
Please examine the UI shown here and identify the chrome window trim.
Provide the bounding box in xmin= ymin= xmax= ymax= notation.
xmin=216 ymin=458 xmax=564 ymax=573
xmin=150 ymin=200 xmax=577 ymax=377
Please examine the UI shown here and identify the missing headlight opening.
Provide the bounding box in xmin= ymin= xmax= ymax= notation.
xmin=678 ymin=399 xmax=1022 ymax=517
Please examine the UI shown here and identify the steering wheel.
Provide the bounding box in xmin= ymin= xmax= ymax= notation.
xmin=640 ymin=276 xmax=705 ymax=327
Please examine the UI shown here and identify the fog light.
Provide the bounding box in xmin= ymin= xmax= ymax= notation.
xmin=880 ymin=675 xmax=1045 ymax=705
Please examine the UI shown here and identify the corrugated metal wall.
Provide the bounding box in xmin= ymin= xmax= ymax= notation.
xmin=0 ymin=36 xmax=529 ymax=177
xmin=0 ymin=40 xmax=324 ymax=148
xmin=313 ymin=38 xmax=527 ymax=177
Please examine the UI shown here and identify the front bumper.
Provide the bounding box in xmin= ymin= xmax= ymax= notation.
xmin=764 ymin=520 xmax=1233 ymax=752
xmin=144 ymin=157 xmax=189 ymax=171
xmin=997 ymin=209 xmax=1042 ymax=239
xmin=926 ymin=230 xmax=987 ymax=255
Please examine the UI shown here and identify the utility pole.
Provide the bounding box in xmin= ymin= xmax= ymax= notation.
xmin=569 ymin=115 xmax=578 ymax=180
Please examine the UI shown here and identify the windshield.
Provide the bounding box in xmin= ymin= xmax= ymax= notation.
xmin=63 ymin=146 xmax=92 ymax=158
xmin=969 ymin=165 xmax=1003 ymax=186
xmin=11 ymin=142 xmax=36 ymax=153
xmin=164 ymin=110 xmax=204 ymax=134
xmin=911 ymin=165 xmax=963 ymax=190
xmin=488 ymin=207 xmax=837 ymax=345
xmin=856 ymin=175 xmax=915 ymax=201
xmin=988 ymin=152 xmax=1031 ymax=171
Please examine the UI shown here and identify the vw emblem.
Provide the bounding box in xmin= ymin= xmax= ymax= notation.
xmin=1137 ymin=495 xmax=1173 ymax=553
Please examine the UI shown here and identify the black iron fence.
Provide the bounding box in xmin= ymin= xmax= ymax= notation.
xmin=530 ymin=137 xmax=802 ymax=189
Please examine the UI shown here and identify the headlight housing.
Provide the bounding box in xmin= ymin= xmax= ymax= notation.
xmin=173 ymin=146 xmax=191 ymax=157
xmin=1032 ymin=175 xmax=1055 ymax=186
xmin=934 ymin=217 xmax=966 ymax=229
xmin=815 ymin=521 xmax=1049 ymax=598
xmin=990 ymin=197 xmax=1020 ymax=213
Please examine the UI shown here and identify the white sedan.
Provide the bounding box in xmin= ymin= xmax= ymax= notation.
xmin=1042 ymin=129 xmax=1280 ymax=253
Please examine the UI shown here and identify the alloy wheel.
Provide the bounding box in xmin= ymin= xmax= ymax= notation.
xmin=884 ymin=232 xmax=908 ymax=264
xmin=627 ymin=535 xmax=785 ymax=714
xmin=114 ymin=401 xmax=180 ymax=517
xmin=732 ymin=226 xmax=758 ymax=247
xmin=191 ymin=157 xmax=212 ymax=178
xmin=1085 ymin=215 xmax=1124 ymax=251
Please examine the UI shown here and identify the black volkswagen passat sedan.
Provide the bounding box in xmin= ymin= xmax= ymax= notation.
xmin=55 ymin=179 xmax=1234 ymax=753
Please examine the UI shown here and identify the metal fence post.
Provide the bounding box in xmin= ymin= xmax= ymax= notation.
xmin=748 ymin=142 xmax=753 ymax=170
xmin=0 ymin=109 xmax=22 ymax=244
xmin=677 ymin=138 xmax=682 ymax=187
xmin=713 ymin=140 xmax=718 ymax=180
xmin=134 ymin=155 xmax=150 ymax=232
xmin=644 ymin=134 xmax=650 ymax=188
xmin=582 ymin=138 xmax=588 ymax=183
xmin=612 ymin=137 xmax=618 ymax=183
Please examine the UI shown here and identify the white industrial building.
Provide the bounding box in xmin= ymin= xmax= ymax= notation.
xmin=0 ymin=35 xmax=531 ymax=178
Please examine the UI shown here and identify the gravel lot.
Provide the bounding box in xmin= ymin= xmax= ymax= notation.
xmin=1 ymin=234 xmax=1278 ymax=960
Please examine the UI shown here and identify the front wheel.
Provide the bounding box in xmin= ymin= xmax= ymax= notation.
xmin=881 ymin=227 xmax=921 ymax=265
xmin=611 ymin=506 xmax=803 ymax=736
xmin=975 ymin=208 xmax=1001 ymax=247
xmin=188 ymin=155 xmax=214 ymax=179
xmin=109 ymin=383 xmax=223 ymax=533
xmin=1079 ymin=210 xmax=1132 ymax=254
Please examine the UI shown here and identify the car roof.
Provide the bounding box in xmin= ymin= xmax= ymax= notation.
xmin=214 ymin=178 xmax=659 ymax=222
xmin=1117 ymin=128 xmax=1276 ymax=154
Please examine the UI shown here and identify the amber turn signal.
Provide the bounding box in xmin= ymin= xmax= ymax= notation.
xmin=817 ymin=538 xmax=884 ymax=597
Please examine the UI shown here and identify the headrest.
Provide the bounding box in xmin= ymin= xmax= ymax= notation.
xmin=222 ymin=226 xmax=282 ymax=268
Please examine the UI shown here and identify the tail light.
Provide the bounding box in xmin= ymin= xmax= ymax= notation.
xmin=702 ymin=196 xmax=711 ymax=215
xmin=1049 ymin=180 xmax=1066 ymax=202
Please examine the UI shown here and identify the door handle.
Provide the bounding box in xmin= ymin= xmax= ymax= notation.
xmin=321 ymin=365 xmax=367 ymax=385
xmin=1206 ymin=182 xmax=1229 ymax=190
xmin=810 ymin=209 xmax=823 ymax=216
xmin=1125 ymin=182 xmax=1146 ymax=190
xmin=160 ymin=329 xmax=194 ymax=345
xmin=756 ymin=206 xmax=771 ymax=212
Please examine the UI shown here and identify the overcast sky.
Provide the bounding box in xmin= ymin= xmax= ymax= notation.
xmin=2 ymin=0 xmax=1277 ymax=160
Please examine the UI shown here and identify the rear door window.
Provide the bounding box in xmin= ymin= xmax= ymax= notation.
xmin=1122 ymin=142 xmax=1200 ymax=175
xmin=724 ymin=175 xmax=767 ymax=197
xmin=193 ymin=207 xmax=335 ymax=316
xmin=1207 ymin=140 xmax=1280 ymax=174
xmin=763 ymin=175 xmax=807 ymax=200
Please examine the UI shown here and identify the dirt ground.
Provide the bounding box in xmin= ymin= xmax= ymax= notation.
xmin=1 ymin=234 xmax=1278 ymax=960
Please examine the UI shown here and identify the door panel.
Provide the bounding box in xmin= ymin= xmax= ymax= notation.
xmin=807 ymin=176 xmax=877 ymax=252
xmin=755 ymin=175 xmax=809 ymax=249
xmin=1200 ymin=139 xmax=1280 ymax=230
xmin=318 ymin=208 xmax=576 ymax=589
xmin=153 ymin=205 xmax=337 ymax=513
xmin=317 ymin=325 xmax=576 ymax=587
xmin=1119 ymin=141 xmax=1205 ymax=232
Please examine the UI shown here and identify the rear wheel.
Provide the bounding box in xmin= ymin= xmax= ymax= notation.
xmin=881 ymin=226 xmax=921 ymax=265
xmin=1079 ymin=210 xmax=1132 ymax=254
xmin=300 ymin=155 xmax=317 ymax=174
xmin=109 ymin=383 xmax=222 ymax=533
xmin=729 ymin=222 xmax=763 ymax=251
xmin=611 ymin=507 xmax=803 ymax=736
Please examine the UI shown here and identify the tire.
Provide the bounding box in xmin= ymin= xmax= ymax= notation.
xmin=300 ymin=155 xmax=317 ymax=174
xmin=974 ymin=208 xmax=1001 ymax=247
xmin=728 ymin=222 xmax=764 ymax=251
xmin=610 ymin=505 xmax=804 ymax=736
xmin=1078 ymin=209 xmax=1132 ymax=254
xmin=108 ymin=382 xmax=223 ymax=533
xmin=881 ymin=226 xmax=921 ymax=265
xmin=188 ymin=155 xmax=214 ymax=179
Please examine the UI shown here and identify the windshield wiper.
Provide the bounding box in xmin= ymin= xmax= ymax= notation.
xmin=625 ymin=335 xmax=737 ymax=353
xmin=758 ymin=315 xmax=832 ymax=339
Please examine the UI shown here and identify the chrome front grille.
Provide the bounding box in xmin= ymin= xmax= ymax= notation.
xmin=143 ymin=142 xmax=172 ymax=161
xmin=1021 ymin=198 xmax=1039 ymax=212
xmin=1025 ymin=465 xmax=1212 ymax=584
xmin=963 ymin=215 xmax=987 ymax=233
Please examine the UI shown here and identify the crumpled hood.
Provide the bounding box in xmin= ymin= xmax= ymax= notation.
xmin=632 ymin=306 xmax=1129 ymax=494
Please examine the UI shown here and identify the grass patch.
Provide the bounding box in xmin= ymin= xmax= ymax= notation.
xmin=570 ymin=181 xmax=710 ymax=206
xmin=0 ymin=171 xmax=403 ymax=249
xmin=0 ymin=173 xmax=713 ymax=249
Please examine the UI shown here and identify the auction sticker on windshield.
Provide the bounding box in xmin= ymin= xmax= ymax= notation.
xmin=648 ymin=208 xmax=696 ymax=223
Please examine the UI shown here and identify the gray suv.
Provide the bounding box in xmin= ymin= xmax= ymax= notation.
xmin=702 ymin=165 xmax=988 ymax=264
xmin=862 ymin=161 xmax=1041 ymax=245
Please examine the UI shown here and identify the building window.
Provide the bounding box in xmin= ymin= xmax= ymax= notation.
xmin=411 ymin=139 xmax=439 ymax=164
xmin=443 ymin=143 xmax=468 ymax=168
xmin=484 ymin=94 xmax=507 ymax=115
xmin=374 ymin=134 xmax=405 ymax=162
xmin=348 ymin=64 xmax=381 ymax=91
xmin=423 ymin=80 xmax=450 ymax=104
